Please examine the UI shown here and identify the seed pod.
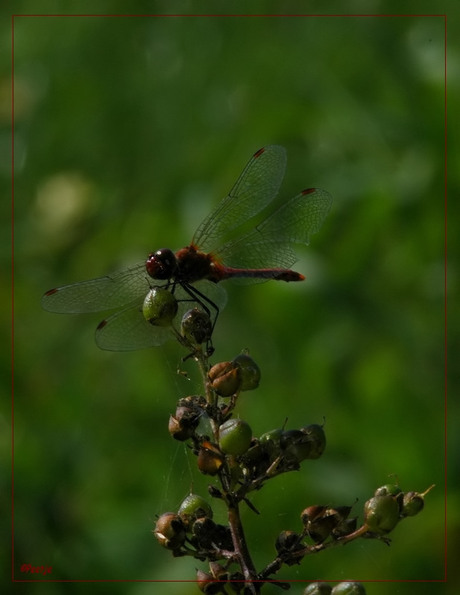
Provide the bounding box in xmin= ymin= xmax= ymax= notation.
xmin=401 ymin=484 xmax=435 ymax=517
xmin=169 ymin=395 xmax=205 ymax=441
xmin=142 ymin=288 xmax=178 ymax=326
xmin=400 ymin=491 xmax=422 ymax=517
xmin=300 ymin=505 xmax=328 ymax=526
xmin=153 ymin=512 xmax=186 ymax=550
xmin=232 ymin=352 xmax=261 ymax=391
xmin=363 ymin=494 xmax=400 ymax=535
xmin=300 ymin=424 xmax=326 ymax=459
xmin=208 ymin=361 xmax=241 ymax=397
xmin=331 ymin=582 xmax=367 ymax=594
xmin=196 ymin=569 xmax=221 ymax=594
xmin=197 ymin=441 xmax=225 ymax=475
xmin=219 ymin=418 xmax=252 ymax=456
xmin=178 ymin=493 xmax=213 ymax=524
xmin=275 ymin=530 xmax=303 ymax=554
xmin=181 ymin=308 xmax=212 ymax=345
xmin=303 ymin=583 xmax=333 ymax=595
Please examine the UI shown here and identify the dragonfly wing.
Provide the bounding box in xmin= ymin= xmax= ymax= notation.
xmin=95 ymin=281 xmax=227 ymax=351
xmin=192 ymin=145 xmax=287 ymax=252
xmin=96 ymin=304 xmax=171 ymax=351
xmin=41 ymin=262 xmax=151 ymax=313
xmin=257 ymin=187 xmax=333 ymax=243
xmin=215 ymin=188 xmax=333 ymax=274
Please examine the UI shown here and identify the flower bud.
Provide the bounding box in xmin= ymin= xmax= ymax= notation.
xmin=363 ymin=494 xmax=400 ymax=535
xmin=142 ymin=288 xmax=178 ymax=326
xmin=219 ymin=418 xmax=253 ymax=456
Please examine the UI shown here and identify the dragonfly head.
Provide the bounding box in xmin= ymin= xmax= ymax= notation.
xmin=146 ymin=249 xmax=178 ymax=280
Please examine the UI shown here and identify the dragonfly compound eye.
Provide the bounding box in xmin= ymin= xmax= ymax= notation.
xmin=146 ymin=248 xmax=178 ymax=280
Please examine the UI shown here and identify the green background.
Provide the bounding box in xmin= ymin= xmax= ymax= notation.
xmin=5 ymin=2 xmax=457 ymax=595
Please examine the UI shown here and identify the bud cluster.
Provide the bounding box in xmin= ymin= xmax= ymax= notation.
xmin=263 ymin=482 xmax=435 ymax=571
xmin=152 ymin=307 xmax=433 ymax=591
xmin=157 ymin=346 xmax=331 ymax=590
xmin=154 ymin=493 xmax=233 ymax=559
xmin=362 ymin=482 xmax=435 ymax=538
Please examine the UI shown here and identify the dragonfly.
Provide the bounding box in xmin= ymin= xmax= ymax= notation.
xmin=42 ymin=145 xmax=332 ymax=351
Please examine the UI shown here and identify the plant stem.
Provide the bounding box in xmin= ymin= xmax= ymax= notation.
xmin=227 ymin=496 xmax=259 ymax=593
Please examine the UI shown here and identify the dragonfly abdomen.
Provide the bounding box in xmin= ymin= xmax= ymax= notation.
xmin=208 ymin=265 xmax=305 ymax=283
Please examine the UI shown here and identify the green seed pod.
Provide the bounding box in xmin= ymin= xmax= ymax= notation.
xmin=374 ymin=483 xmax=402 ymax=498
xmin=303 ymin=583 xmax=333 ymax=595
xmin=218 ymin=418 xmax=252 ymax=456
xmin=331 ymin=581 xmax=366 ymax=594
xmin=363 ymin=494 xmax=400 ymax=535
xmin=232 ymin=352 xmax=261 ymax=391
xmin=401 ymin=491 xmax=425 ymax=517
xmin=178 ymin=493 xmax=213 ymax=523
xmin=142 ymin=288 xmax=178 ymax=326
xmin=400 ymin=484 xmax=435 ymax=518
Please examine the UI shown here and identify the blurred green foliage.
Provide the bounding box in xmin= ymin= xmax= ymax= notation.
xmin=5 ymin=3 xmax=458 ymax=595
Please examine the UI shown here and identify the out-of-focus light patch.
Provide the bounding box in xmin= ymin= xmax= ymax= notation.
xmin=35 ymin=172 xmax=97 ymax=246
xmin=406 ymin=22 xmax=446 ymax=85
xmin=179 ymin=182 xmax=213 ymax=239
xmin=393 ymin=146 xmax=435 ymax=203
xmin=12 ymin=66 xmax=49 ymax=122
xmin=0 ymin=77 xmax=11 ymax=123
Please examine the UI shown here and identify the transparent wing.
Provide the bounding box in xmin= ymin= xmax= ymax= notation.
xmin=215 ymin=188 xmax=333 ymax=276
xmin=95 ymin=305 xmax=172 ymax=350
xmin=95 ymin=280 xmax=227 ymax=351
xmin=41 ymin=262 xmax=150 ymax=313
xmin=192 ymin=145 xmax=286 ymax=252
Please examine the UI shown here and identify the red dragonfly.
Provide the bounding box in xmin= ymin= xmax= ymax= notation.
xmin=42 ymin=145 xmax=332 ymax=350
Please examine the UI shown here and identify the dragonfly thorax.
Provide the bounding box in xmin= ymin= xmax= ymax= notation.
xmin=146 ymin=249 xmax=178 ymax=280
xmin=175 ymin=245 xmax=216 ymax=283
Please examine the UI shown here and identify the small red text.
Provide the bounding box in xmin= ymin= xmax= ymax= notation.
xmin=20 ymin=563 xmax=52 ymax=576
